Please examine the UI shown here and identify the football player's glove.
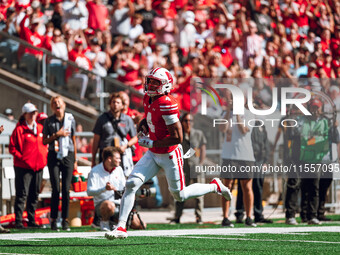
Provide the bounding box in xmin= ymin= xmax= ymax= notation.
xmin=138 ymin=136 xmax=154 ymax=148
xmin=137 ymin=118 xmax=149 ymax=134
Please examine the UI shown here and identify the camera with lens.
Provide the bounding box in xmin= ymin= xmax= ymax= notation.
xmin=136 ymin=180 xmax=156 ymax=199
xmin=114 ymin=190 xmax=124 ymax=200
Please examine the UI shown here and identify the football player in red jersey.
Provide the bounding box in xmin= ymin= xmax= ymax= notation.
xmin=105 ymin=67 xmax=232 ymax=239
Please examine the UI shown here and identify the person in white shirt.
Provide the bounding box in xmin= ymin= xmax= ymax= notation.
xmin=47 ymin=29 xmax=68 ymax=87
xmin=85 ymin=37 xmax=111 ymax=96
xmin=63 ymin=0 xmax=89 ymax=31
xmin=179 ymin=11 xmax=197 ymax=55
xmin=87 ymin=146 xmax=144 ymax=231
xmin=219 ymin=94 xmax=257 ymax=228
xmin=128 ymin=13 xmax=144 ymax=43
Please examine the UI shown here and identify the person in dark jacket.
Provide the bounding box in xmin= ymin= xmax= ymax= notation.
xmin=43 ymin=96 xmax=77 ymax=231
xmin=9 ymin=103 xmax=48 ymax=229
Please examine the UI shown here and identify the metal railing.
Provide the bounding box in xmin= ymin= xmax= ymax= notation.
xmin=0 ymin=31 xmax=143 ymax=113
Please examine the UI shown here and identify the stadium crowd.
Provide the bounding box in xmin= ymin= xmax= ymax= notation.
xmin=0 ymin=0 xmax=338 ymax=107
xmin=0 ymin=0 xmax=340 ymax=231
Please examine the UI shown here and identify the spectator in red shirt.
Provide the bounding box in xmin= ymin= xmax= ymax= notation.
xmin=66 ymin=37 xmax=93 ymax=99
xmin=294 ymin=0 xmax=309 ymax=36
xmin=322 ymin=50 xmax=336 ymax=78
xmin=19 ymin=14 xmax=45 ymax=77
xmin=213 ymin=31 xmax=233 ymax=68
xmin=307 ymin=62 xmax=318 ymax=78
xmin=115 ymin=46 xmax=140 ymax=87
xmin=86 ymin=0 xmax=109 ymax=32
xmin=9 ymin=102 xmax=48 ymax=229
xmin=320 ymin=29 xmax=331 ymax=52
xmin=152 ymin=1 xmax=178 ymax=45
xmin=0 ymin=0 xmax=11 ymax=22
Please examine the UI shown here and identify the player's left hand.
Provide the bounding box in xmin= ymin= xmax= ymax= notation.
xmin=138 ymin=136 xmax=154 ymax=148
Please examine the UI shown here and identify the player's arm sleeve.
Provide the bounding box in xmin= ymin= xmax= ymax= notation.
xmin=162 ymin=114 xmax=179 ymax=126
xmin=160 ymin=99 xmax=180 ymax=125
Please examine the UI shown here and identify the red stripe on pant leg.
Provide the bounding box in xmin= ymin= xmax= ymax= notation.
xmin=178 ymin=148 xmax=185 ymax=187
xmin=178 ymin=148 xmax=185 ymax=189
xmin=174 ymin=148 xmax=184 ymax=190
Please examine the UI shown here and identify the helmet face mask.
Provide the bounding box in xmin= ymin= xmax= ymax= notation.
xmin=145 ymin=68 xmax=173 ymax=96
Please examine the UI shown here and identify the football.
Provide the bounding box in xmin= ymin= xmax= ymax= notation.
xmin=137 ymin=118 xmax=149 ymax=134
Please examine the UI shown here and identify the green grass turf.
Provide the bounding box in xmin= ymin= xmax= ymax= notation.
xmin=0 ymin=232 xmax=339 ymax=255
xmin=5 ymin=214 xmax=340 ymax=234
xmin=1 ymin=215 xmax=339 ymax=254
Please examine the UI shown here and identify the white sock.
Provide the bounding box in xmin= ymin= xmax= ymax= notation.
xmin=117 ymin=220 xmax=127 ymax=229
xmin=180 ymin=183 xmax=216 ymax=200
xmin=117 ymin=177 xmax=144 ymax=229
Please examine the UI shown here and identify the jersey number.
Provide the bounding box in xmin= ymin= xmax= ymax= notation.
xmin=147 ymin=112 xmax=155 ymax=133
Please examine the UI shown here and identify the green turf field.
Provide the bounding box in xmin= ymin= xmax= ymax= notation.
xmin=1 ymin=217 xmax=340 ymax=254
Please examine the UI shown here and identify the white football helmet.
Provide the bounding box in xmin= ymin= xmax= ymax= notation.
xmin=145 ymin=67 xmax=173 ymax=96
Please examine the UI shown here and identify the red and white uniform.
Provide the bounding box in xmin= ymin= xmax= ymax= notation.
xmin=143 ymin=94 xmax=180 ymax=154
xmin=131 ymin=94 xmax=185 ymax=192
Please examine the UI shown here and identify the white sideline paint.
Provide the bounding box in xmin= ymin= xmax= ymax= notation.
xmin=0 ymin=226 xmax=339 ymax=241
xmin=170 ymin=236 xmax=340 ymax=245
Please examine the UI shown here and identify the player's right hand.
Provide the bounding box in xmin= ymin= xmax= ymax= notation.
xmin=137 ymin=118 xmax=149 ymax=135
xmin=138 ymin=136 xmax=154 ymax=148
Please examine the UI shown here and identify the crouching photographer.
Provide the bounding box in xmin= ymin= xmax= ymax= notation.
xmin=87 ymin=147 xmax=146 ymax=231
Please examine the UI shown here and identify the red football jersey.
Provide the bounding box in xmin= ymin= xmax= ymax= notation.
xmin=143 ymin=94 xmax=180 ymax=154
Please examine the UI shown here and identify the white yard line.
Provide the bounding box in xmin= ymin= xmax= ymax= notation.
xmin=0 ymin=226 xmax=339 ymax=241
xmin=170 ymin=235 xmax=340 ymax=244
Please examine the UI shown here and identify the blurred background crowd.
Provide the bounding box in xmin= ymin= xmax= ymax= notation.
xmin=0 ymin=0 xmax=338 ymax=111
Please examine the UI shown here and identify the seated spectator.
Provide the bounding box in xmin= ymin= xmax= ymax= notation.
xmin=87 ymin=146 xmax=145 ymax=231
